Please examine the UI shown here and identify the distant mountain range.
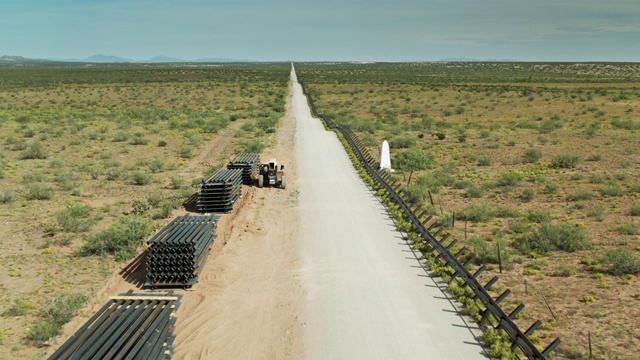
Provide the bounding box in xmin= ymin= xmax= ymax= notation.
xmin=2 ymin=54 xmax=521 ymax=64
xmin=0 ymin=54 xmax=254 ymax=64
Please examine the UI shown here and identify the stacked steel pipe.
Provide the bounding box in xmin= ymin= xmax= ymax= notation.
xmin=145 ymin=214 xmax=218 ymax=289
xmin=48 ymin=290 xmax=180 ymax=360
xmin=227 ymin=153 xmax=260 ymax=185
xmin=197 ymin=168 xmax=243 ymax=213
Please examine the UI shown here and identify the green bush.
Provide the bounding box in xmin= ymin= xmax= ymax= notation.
xmin=526 ymin=209 xmax=551 ymax=223
xmin=27 ymin=292 xmax=86 ymax=344
xmin=2 ymin=298 xmax=33 ymax=317
xmin=589 ymin=173 xmax=605 ymax=184
xmin=20 ymin=142 xmax=48 ymax=160
xmin=469 ymin=236 xmax=511 ymax=265
xmin=599 ymin=248 xmax=640 ymax=275
xmin=130 ymin=171 xmax=152 ymax=185
xmin=464 ymin=185 xmax=485 ymax=198
xmin=496 ymin=171 xmax=523 ymax=187
xmin=129 ymin=136 xmax=149 ymax=145
xmin=112 ymin=131 xmax=129 ymax=142
xmin=599 ymin=183 xmax=624 ymax=197
xmin=551 ymin=154 xmax=580 ymax=168
xmin=520 ymin=188 xmax=535 ymax=202
xmin=495 ymin=206 xmax=520 ymax=218
xmin=522 ymin=149 xmax=542 ymax=164
xmin=513 ymin=222 xmax=591 ymax=255
xmin=390 ymin=135 xmax=416 ymax=149
xmin=552 ymin=264 xmax=577 ymax=277
xmin=616 ymin=223 xmax=640 ymax=235
xmin=240 ymin=139 xmax=266 ymax=153
xmin=25 ymin=183 xmax=54 ymax=200
xmin=631 ymin=204 xmax=640 ymax=216
xmin=456 ymin=204 xmax=495 ymax=222
xmin=80 ymin=215 xmax=151 ymax=261
xmin=567 ymin=190 xmax=593 ymax=201
xmin=0 ymin=190 xmax=17 ymax=204
xmin=28 ymin=320 xmax=59 ymax=344
xmin=477 ymin=157 xmax=492 ymax=166
xmin=482 ymin=328 xmax=514 ymax=359
xmin=57 ymin=204 xmax=95 ymax=233
xmin=148 ymin=158 xmax=165 ymax=173
xmin=177 ymin=145 xmax=193 ymax=159
xmin=543 ymin=183 xmax=558 ymax=194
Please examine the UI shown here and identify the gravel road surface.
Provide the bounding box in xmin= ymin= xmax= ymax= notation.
xmin=293 ymin=67 xmax=487 ymax=360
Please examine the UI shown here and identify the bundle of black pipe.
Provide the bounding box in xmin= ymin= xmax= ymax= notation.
xmin=145 ymin=214 xmax=218 ymax=289
xmin=227 ymin=152 xmax=260 ymax=185
xmin=49 ymin=290 xmax=180 ymax=360
xmin=198 ymin=168 xmax=243 ymax=213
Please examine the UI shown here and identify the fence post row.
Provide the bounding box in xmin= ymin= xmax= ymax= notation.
xmin=298 ymin=81 xmax=561 ymax=360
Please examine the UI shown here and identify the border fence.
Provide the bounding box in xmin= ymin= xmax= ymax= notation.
xmin=299 ymin=81 xmax=561 ymax=360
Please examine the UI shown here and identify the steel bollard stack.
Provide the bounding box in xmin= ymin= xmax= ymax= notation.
xmin=48 ymin=290 xmax=180 ymax=360
xmin=144 ymin=214 xmax=218 ymax=289
xmin=197 ymin=168 xmax=243 ymax=213
xmin=226 ymin=153 xmax=260 ymax=185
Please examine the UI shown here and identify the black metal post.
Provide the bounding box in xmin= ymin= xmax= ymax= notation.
xmin=498 ymin=243 xmax=502 ymax=273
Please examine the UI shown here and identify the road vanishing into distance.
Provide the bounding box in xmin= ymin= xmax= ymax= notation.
xmin=292 ymin=67 xmax=487 ymax=359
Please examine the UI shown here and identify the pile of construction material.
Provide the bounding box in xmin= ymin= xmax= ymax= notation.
xmin=197 ymin=168 xmax=243 ymax=213
xmin=227 ymin=153 xmax=260 ymax=185
xmin=145 ymin=214 xmax=218 ymax=289
xmin=48 ymin=290 xmax=180 ymax=360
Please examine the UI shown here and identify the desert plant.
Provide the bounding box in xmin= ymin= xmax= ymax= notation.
xmin=631 ymin=204 xmax=640 ymax=216
xmin=129 ymin=171 xmax=152 ymax=185
xmin=469 ymin=236 xmax=511 ymax=265
xmin=599 ymin=248 xmax=640 ymax=275
xmin=20 ymin=142 xmax=48 ymax=160
xmin=464 ymin=185 xmax=485 ymax=198
xmin=567 ymin=191 xmax=593 ymax=201
xmin=522 ymin=149 xmax=542 ymax=164
xmin=552 ymin=264 xmax=577 ymax=277
xmin=0 ymin=190 xmax=17 ymax=204
xmin=2 ymin=298 xmax=34 ymax=317
xmin=27 ymin=292 xmax=86 ymax=344
xmin=599 ymin=183 xmax=624 ymax=197
xmin=520 ymin=188 xmax=535 ymax=202
xmin=496 ymin=171 xmax=523 ymax=187
xmin=57 ymin=204 xmax=95 ymax=233
xmin=513 ymin=221 xmax=591 ymax=254
xmin=80 ymin=215 xmax=151 ymax=261
xmin=551 ymin=154 xmax=580 ymax=168
xmin=456 ymin=204 xmax=495 ymax=222
xmin=394 ymin=149 xmax=434 ymax=184
xmin=112 ymin=131 xmax=129 ymax=142
xmin=616 ymin=224 xmax=640 ymax=235
xmin=477 ymin=157 xmax=492 ymax=166
xmin=25 ymin=183 xmax=54 ymax=200
xmin=526 ymin=209 xmax=551 ymax=223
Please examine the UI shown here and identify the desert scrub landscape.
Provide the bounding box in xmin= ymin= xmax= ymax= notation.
xmin=0 ymin=63 xmax=289 ymax=358
xmin=297 ymin=62 xmax=640 ymax=359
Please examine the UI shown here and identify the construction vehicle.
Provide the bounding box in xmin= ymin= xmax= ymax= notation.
xmin=257 ymin=159 xmax=286 ymax=189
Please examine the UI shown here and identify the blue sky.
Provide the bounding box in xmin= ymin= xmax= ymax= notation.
xmin=1 ymin=0 xmax=639 ymax=61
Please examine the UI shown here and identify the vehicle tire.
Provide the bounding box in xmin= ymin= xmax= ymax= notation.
xmin=281 ymin=176 xmax=286 ymax=189
xmin=258 ymin=175 xmax=264 ymax=188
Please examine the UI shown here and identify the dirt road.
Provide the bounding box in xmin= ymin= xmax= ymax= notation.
xmin=292 ymin=67 xmax=486 ymax=359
